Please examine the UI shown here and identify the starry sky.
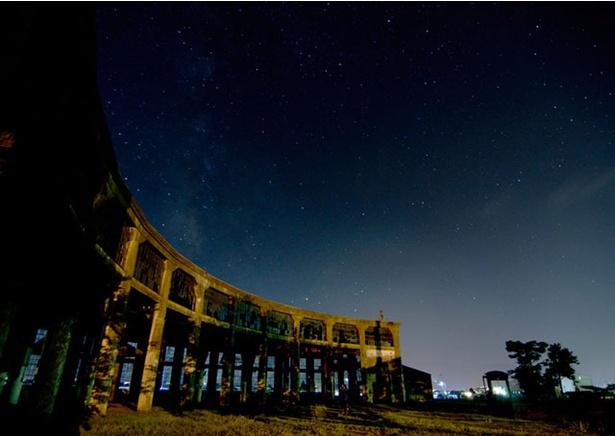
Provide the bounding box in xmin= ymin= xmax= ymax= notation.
xmin=95 ymin=2 xmax=614 ymax=391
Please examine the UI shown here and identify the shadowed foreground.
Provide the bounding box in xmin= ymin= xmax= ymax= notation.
xmin=79 ymin=403 xmax=606 ymax=435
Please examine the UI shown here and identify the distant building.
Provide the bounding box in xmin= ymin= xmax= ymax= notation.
xmin=402 ymin=366 xmax=433 ymax=402
xmin=573 ymin=375 xmax=593 ymax=391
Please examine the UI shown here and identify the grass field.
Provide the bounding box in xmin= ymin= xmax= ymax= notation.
xmin=79 ymin=400 xmax=611 ymax=435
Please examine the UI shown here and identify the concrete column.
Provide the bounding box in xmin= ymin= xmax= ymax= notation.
xmin=290 ymin=317 xmax=300 ymax=403
xmin=240 ymin=353 xmax=255 ymax=404
xmin=325 ymin=322 xmax=334 ymax=348
xmin=256 ymin=340 xmax=267 ymax=406
xmin=323 ymin=346 xmax=333 ymax=402
xmin=180 ymin=319 xmax=201 ymax=409
xmin=191 ymin=281 xmax=206 ymax=406
xmin=391 ymin=323 xmax=402 ymax=360
xmin=324 ymin=322 xmax=334 ymax=402
xmin=358 ymin=324 xmax=367 ymax=369
xmin=136 ymin=302 xmax=166 ymax=412
xmin=31 ymin=314 xmax=78 ymax=418
xmin=195 ymin=370 xmax=204 ymax=404
xmin=219 ymin=337 xmax=234 ymax=408
xmin=273 ymin=352 xmax=284 ymax=401
xmin=87 ymin=283 xmax=130 ymax=415
xmin=306 ymin=355 xmax=314 ymax=394
xmin=7 ymin=345 xmax=32 ymax=405
xmin=136 ymin=259 xmax=171 ymax=412
xmin=87 ymin=228 xmax=138 ymax=416
xmin=205 ymin=350 xmax=219 ymax=406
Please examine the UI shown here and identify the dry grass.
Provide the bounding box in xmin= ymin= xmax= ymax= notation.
xmin=79 ymin=402 xmax=605 ymax=435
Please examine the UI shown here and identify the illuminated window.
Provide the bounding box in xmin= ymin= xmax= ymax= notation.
xmin=23 ymin=328 xmax=47 ymax=385
xmin=159 ymin=346 xmax=175 ymax=391
xmin=233 ymin=353 xmax=242 ymax=391
xmin=266 ymin=356 xmax=275 ymax=392
xmin=158 ymin=346 xmax=186 ymax=391
xmin=118 ymin=341 xmax=138 ymax=390
xmin=251 ymin=370 xmax=259 ymax=392
xmin=299 ymin=372 xmax=308 ymax=392
xmin=22 ymin=355 xmax=40 ymax=385
xmin=251 ymin=355 xmax=260 ymax=391
xmin=314 ymin=373 xmax=322 ymax=393
xmin=118 ymin=363 xmax=133 ymax=390
xmin=202 ymin=354 xmax=210 ymax=390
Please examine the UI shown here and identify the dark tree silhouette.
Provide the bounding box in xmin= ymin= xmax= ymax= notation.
xmin=505 ymin=340 xmax=548 ymax=399
xmin=505 ymin=340 xmax=580 ymax=399
xmin=544 ymin=343 xmax=579 ymax=397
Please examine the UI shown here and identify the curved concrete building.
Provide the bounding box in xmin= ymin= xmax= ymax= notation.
xmin=0 ymin=4 xmax=411 ymax=426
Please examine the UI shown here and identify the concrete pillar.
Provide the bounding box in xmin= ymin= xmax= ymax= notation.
xmin=256 ymin=340 xmax=267 ymax=406
xmin=7 ymin=345 xmax=32 ymax=405
xmin=357 ymin=323 xmax=368 ymax=403
xmin=88 ymin=284 xmax=129 ymax=414
xmin=325 ymin=322 xmax=334 ymax=349
xmin=324 ymin=322 xmax=334 ymax=402
xmin=205 ymin=350 xmax=219 ymax=405
xmin=240 ymin=352 xmax=255 ymax=404
xmin=189 ymin=281 xmax=206 ymax=406
xmin=31 ymin=313 xmax=78 ymax=418
xmin=195 ymin=369 xmax=204 ymax=404
xmin=358 ymin=325 xmax=367 ymax=369
xmin=323 ymin=346 xmax=333 ymax=402
xmin=136 ymin=301 xmax=166 ymax=412
xmin=219 ymin=346 xmax=232 ymax=408
xmin=136 ymin=259 xmax=171 ymax=412
xmin=391 ymin=324 xmax=402 ymax=360
xmin=180 ymin=319 xmax=200 ymax=409
xmin=274 ymin=352 xmax=284 ymax=401
xmin=88 ymin=228 xmax=138 ymax=416
xmin=306 ymin=355 xmax=315 ymax=394
xmin=289 ymin=317 xmax=300 ymax=403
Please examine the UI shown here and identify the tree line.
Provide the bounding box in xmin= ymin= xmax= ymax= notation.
xmin=506 ymin=340 xmax=579 ymax=400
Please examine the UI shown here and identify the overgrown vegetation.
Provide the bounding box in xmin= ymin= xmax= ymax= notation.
xmin=80 ymin=402 xmax=606 ymax=435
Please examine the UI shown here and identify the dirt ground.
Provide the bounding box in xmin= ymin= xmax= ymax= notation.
xmin=78 ymin=400 xmax=612 ymax=436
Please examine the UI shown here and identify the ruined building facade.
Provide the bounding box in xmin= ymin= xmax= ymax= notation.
xmin=0 ymin=4 xmax=409 ymax=425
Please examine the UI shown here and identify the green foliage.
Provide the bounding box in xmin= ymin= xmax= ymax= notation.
xmin=505 ymin=340 xmax=579 ymax=399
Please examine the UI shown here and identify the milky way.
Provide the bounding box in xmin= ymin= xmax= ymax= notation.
xmin=96 ymin=2 xmax=615 ymax=390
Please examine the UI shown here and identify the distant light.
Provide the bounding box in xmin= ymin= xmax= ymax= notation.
xmin=492 ymin=386 xmax=508 ymax=397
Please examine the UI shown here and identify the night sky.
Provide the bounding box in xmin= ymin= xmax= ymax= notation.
xmin=95 ymin=2 xmax=614 ymax=391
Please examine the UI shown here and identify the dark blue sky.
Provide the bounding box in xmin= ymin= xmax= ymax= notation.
xmin=96 ymin=2 xmax=614 ymax=391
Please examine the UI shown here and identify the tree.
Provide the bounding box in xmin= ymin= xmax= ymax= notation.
xmin=505 ymin=340 xmax=579 ymax=400
xmin=543 ymin=343 xmax=579 ymax=397
xmin=505 ymin=340 xmax=548 ymax=400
